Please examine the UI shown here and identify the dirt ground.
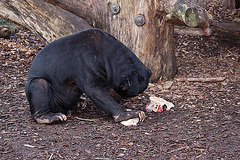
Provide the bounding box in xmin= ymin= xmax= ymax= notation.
xmin=0 ymin=3 xmax=240 ymax=159
xmin=0 ymin=27 xmax=239 ymax=159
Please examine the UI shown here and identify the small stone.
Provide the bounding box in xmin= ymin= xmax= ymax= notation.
xmin=85 ymin=149 xmax=91 ymax=154
xmin=118 ymin=153 xmax=124 ymax=157
xmin=128 ymin=142 xmax=134 ymax=146
xmin=163 ymin=81 xmax=174 ymax=89
xmin=96 ymin=144 xmax=101 ymax=148
xmin=120 ymin=118 xmax=139 ymax=126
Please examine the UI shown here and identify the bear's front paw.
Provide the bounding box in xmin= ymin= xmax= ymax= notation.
xmin=34 ymin=112 xmax=67 ymax=124
xmin=113 ymin=110 xmax=145 ymax=123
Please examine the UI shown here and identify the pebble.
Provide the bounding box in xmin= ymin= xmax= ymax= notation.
xmin=117 ymin=153 xmax=125 ymax=157
xmin=96 ymin=144 xmax=101 ymax=148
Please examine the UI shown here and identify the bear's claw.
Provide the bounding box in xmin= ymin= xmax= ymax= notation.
xmin=34 ymin=112 xmax=67 ymax=124
xmin=114 ymin=110 xmax=145 ymax=123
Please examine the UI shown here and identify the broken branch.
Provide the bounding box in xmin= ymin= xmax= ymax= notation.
xmin=176 ymin=77 xmax=226 ymax=83
xmin=75 ymin=117 xmax=97 ymax=122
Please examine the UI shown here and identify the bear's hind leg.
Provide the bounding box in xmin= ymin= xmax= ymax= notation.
xmin=27 ymin=78 xmax=67 ymax=124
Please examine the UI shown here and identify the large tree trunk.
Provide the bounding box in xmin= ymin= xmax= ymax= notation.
xmin=0 ymin=0 xmax=211 ymax=82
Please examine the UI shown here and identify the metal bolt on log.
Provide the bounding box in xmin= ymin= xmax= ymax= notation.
xmin=134 ymin=15 xmax=145 ymax=26
xmin=109 ymin=3 xmax=120 ymax=15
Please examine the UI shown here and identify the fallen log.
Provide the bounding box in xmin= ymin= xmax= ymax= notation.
xmin=0 ymin=0 xmax=91 ymax=43
xmin=166 ymin=0 xmax=212 ymax=36
xmin=176 ymin=77 xmax=226 ymax=83
xmin=210 ymin=22 xmax=240 ymax=45
xmin=212 ymin=22 xmax=240 ymax=32
xmin=174 ymin=25 xmax=206 ymax=35
xmin=175 ymin=21 xmax=240 ymax=45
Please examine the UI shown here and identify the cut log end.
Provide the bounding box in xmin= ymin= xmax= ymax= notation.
xmin=0 ymin=27 xmax=11 ymax=38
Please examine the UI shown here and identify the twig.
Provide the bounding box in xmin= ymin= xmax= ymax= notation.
xmin=48 ymin=153 xmax=54 ymax=160
xmin=167 ymin=146 xmax=186 ymax=153
xmin=23 ymin=144 xmax=36 ymax=148
xmin=75 ymin=117 xmax=97 ymax=122
xmin=1 ymin=150 xmax=12 ymax=154
xmin=107 ymin=137 xmax=121 ymax=143
xmin=176 ymin=77 xmax=226 ymax=83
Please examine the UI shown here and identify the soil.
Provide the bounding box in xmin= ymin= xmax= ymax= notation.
xmin=0 ymin=4 xmax=240 ymax=160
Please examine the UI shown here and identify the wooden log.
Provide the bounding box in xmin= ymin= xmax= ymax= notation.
xmin=174 ymin=25 xmax=206 ymax=36
xmin=176 ymin=77 xmax=226 ymax=83
xmin=166 ymin=0 xmax=212 ymax=36
xmin=0 ymin=0 xmax=91 ymax=43
xmin=188 ymin=0 xmax=206 ymax=7
xmin=0 ymin=2 xmax=24 ymax=26
xmin=212 ymin=22 xmax=240 ymax=32
xmin=221 ymin=0 xmax=237 ymax=8
xmin=170 ymin=0 xmax=200 ymax=27
xmin=210 ymin=22 xmax=240 ymax=45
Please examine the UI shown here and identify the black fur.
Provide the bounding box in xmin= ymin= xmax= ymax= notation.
xmin=25 ymin=28 xmax=151 ymax=124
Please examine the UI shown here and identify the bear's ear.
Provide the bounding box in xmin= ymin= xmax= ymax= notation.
xmin=138 ymin=75 xmax=144 ymax=84
xmin=147 ymin=68 xmax=152 ymax=77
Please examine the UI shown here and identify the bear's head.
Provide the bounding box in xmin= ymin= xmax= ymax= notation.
xmin=117 ymin=67 xmax=152 ymax=98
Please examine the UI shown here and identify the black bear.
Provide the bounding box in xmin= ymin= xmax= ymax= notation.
xmin=25 ymin=28 xmax=152 ymax=124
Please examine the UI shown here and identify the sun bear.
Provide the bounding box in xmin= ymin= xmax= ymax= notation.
xmin=25 ymin=28 xmax=151 ymax=124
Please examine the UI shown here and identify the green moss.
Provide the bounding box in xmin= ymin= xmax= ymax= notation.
xmin=185 ymin=8 xmax=199 ymax=27
xmin=0 ymin=17 xmax=21 ymax=31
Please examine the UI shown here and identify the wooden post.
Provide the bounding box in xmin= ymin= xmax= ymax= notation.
xmin=106 ymin=1 xmax=177 ymax=82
